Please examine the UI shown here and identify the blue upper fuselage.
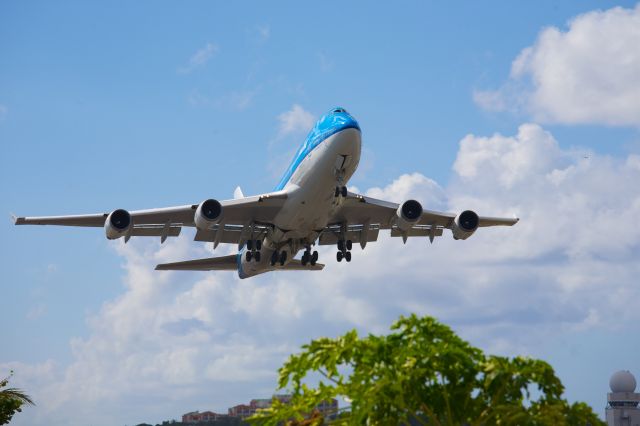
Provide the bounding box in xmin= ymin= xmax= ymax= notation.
xmin=274 ymin=107 xmax=360 ymax=191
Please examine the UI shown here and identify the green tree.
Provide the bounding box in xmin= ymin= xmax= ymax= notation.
xmin=248 ymin=315 xmax=604 ymax=426
xmin=0 ymin=371 xmax=34 ymax=425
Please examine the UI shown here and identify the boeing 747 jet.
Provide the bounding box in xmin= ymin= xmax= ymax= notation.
xmin=14 ymin=107 xmax=518 ymax=278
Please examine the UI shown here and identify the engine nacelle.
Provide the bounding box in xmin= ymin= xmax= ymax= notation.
xmin=395 ymin=199 xmax=423 ymax=231
xmin=195 ymin=199 xmax=222 ymax=231
xmin=105 ymin=209 xmax=131 ymax=240
xmin=451 ymin=210 xmax=479 ymax=240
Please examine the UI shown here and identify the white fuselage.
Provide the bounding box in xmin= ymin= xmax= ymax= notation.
xmin=238 ymin=128 xmax=361 ymax=278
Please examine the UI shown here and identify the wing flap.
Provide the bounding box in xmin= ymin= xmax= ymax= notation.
xmin=390 ymin=225 xmax=444 ymax=238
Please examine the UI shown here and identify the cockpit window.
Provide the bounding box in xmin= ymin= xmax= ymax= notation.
xmin=333 ymin=108 xmax=346 ymax=113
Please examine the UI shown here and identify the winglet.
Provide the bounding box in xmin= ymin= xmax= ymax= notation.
xmin=10 ymin=213 xmax=22 ymax=225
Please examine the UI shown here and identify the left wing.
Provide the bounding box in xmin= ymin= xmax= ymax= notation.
xmin=322 ymin=192 xmax=518 ymax=245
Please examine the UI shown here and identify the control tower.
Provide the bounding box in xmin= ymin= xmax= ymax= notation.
xmin=607 ymin=370 xmax=640 ymax=426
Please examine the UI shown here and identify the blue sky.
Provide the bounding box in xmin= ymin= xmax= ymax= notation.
xmin=2 ymin=1 xmax=640 ymax=424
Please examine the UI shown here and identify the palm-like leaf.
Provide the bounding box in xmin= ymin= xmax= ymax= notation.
xmin=0 ymin=388 xmax=34 ymax=406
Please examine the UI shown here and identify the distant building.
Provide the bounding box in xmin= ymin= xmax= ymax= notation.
xmin=228 ymin=394 xmax=337 ymax=420
xmin=182 ymin=410 xmax=224 ymax=423
xmin=183 ymin=394 xmax=338 ymax=423
xmin=606 ymin=370 xmax=640 ymax=426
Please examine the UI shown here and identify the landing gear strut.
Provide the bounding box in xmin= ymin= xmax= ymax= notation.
xmin=301 ymin=249 xmax=318 ymax=266
xmin=246 ymin=239 xmax=262 ymax=262
xmin=336 ymin=239 xmax=352 ymax=262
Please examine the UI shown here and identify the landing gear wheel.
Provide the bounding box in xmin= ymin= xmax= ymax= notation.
xmin=246 ymin=240 xmax=253 ymax=250
xmin=337 ymin=251 xmax=343 ymax=262
xmin=246 ymin=251 xmax=253 ymax=261
xmin=279 ymin=251 xmax=287 ymax=266
xmin=335 ymin=186 xmax=340 ymax=197
xmin=341 ymin=186 xmax=347 ymax=197
xmin=337 ymin=240 xmax=345 ymax=251
xmin=301 ymin=251 xmax=309 ymax=266
xmin=311 ymin=251 xmax=318 ymax=266
xmin=254 ymin=251 xmax=261 ymax=262
xmin=345 ymin=251 xmax=352 ymax=262
xmin=271 ymin=251 xmax=279 ymax=266
xmin=346 ymin=240 xmax=353 ymax=251
xmin=256 ymin=239 xmax=262 ymax=251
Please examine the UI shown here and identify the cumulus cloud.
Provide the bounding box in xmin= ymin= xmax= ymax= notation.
xmin=178 ymin=42 xmax=219 ymax=74
xmin=475 ymin=4 xmax=640 ymax=126
xmin=6 ymin=124 xmax=640 ymax=425
xmin=277 ymin=104 xmax=315 ymax=137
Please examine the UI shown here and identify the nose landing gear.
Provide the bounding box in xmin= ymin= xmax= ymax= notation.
xmin=334 ymin=186 xmax=347 ymax=197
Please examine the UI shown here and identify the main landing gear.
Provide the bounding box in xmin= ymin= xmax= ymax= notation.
xmin=336 ymin=239 xmax=352 ymax=262
xmin=301 ymin=249 xmax=318 ymax=266
xmin=245 ymin=239 xmax=262 ymax=262
xmin=270 ymin=249 xmax=287 ymax=267
xmin=334 ymin=186 xmax=347 ymax=197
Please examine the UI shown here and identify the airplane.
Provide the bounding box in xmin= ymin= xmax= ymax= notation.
xmin=14 ymin=107 xmax=519 ymax=279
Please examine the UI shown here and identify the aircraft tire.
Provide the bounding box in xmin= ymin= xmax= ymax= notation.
xmin=254 ymin=251 xmax=261 ymax=262
xmin=311 ymin=251 xmax=318 ymax=265
xmin=345 ymin=251 xmax=352 ymax=262
xmin=246 ymin=251 xmax=253 ymax=261
xmin=346 ymin=240 xmax=352 ymax=251
xmin=337 ymin=251 xmax=343 ymax=262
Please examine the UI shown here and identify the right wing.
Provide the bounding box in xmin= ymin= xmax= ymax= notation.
xmin=14 ymin=191 xmax=289 ymax=245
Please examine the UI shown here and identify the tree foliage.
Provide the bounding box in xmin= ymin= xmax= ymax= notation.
xmin=248 ymin=315 xmax=604 ymax=426
xmin=0 ymin=371 xmax=34 ymax=425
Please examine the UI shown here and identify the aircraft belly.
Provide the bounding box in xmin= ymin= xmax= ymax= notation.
xmin=273 ymin=129 xmax=361 ymax=233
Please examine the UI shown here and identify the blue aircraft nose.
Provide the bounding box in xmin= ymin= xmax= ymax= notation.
xmin=323 ymin=107 xmax=360 ymax=133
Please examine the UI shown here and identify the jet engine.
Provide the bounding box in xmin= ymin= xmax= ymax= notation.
xmin=451 ymin=210 xmax=479 ymax=240
xmin=395 ymin=199 xmax=423 ymax=231
xmin=195 ymin=199 xmax=223 ymax=230
xmin=105 ymin=209 xmax=131 ymax=240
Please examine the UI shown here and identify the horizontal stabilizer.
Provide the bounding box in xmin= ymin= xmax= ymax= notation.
xmin=280 ymin=259 xmax=325 ymax=271
xmin=155 ymin=255 xmax=237 ymax=271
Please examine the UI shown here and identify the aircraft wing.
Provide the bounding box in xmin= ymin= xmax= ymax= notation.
xmin=321 ymin=192 xmax=518 ymax=245
xmin=13 ymin=191 xmax=288 ymax=245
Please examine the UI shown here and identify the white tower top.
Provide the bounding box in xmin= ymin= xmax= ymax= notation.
xmin=610 ymin=370 xmax=637 ymax=393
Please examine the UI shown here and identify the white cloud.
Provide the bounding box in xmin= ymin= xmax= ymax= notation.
xmin=277 ymin=104 xmax=315 ymax=136
xmin=255 ymin=25 xmax=270 ymax=43
xmin=178 ymin=42 xmax=219 ymax=74
xmin=317 ymin=51 xmax=334 ymax=72
xmin=188 ymin=89 xmax=256 ymax=111
xmin=6 ymin=124 xmax=640 ymax=425
xmin=475 ymin=4 xmax=640 ymax=126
